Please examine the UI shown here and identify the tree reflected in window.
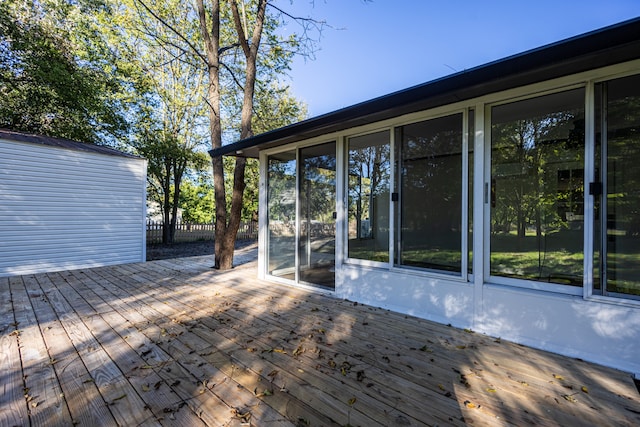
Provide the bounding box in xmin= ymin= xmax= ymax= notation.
xmin=347 ymin=131 xmax=390 ymax=262
xmin=490 ymin=88 xmax=585 ymax=286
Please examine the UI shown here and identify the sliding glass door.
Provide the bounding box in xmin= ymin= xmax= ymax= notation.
xmin=266 ymin=143 xmax=336 ymax=290
xmin=299 ymin=143 xmax=336 ymax=288
xmin=267 ymin=150 xmax=297 ymax=281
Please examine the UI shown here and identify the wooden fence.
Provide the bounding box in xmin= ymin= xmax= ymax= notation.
xmin=146 ymin=221 xmax=258 ymax=244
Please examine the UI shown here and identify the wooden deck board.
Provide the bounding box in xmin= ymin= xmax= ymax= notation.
xmin=69 ymin=265 xmax=291 ymax=426
xmin=1 ymin=254 xmax=639 ymax=426
xmin=0 ymin=276 xmax=30 ymax=427
xmin=8 ymin=275 xmax=72 ymax=426
xmin=44 ymin=271 xmax=156 ymax=426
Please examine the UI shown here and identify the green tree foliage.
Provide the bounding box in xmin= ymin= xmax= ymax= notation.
xmin=1 ymin=0 xmax=314 ymax=257
xmin=0 ymin=1 xmax=131 ymax=142
xmin=179 ymin=175 xmax=216 ymax=223
xmin=178 ymin=83 xmax=307 ymax=226
xmin=135 ymin=129 xmax=209 ymax=242
xmin=104 ymin=0 xmax=212 ymax=243
xmin=186 ymin=0 xmax=319 ymax=268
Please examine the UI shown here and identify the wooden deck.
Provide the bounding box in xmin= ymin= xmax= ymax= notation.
xmin=1 ymin=251 xmax=639 ymax=426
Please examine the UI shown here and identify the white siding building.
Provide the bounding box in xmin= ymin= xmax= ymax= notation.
xmin=211 ymin=19 xmax=640 ymax=376
xmin=0 ymin=130 xmax=147 ymax=276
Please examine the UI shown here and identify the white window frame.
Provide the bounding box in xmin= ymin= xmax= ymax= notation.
xmin=390 ymin=108 xmax=471 ymax=282
xmin=484 ymin=84 xmax=587 ymax=296
xmin=343 ymin=127 xmax=393 ymax=269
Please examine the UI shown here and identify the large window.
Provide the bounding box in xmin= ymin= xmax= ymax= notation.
xmin=395 ymin=113 xmax=464 ymax=273
xmin=490 ymin=88 xmax=585 ymax=286
xmin=347 ymin=131 xmax=390 ymax=262
xmin=595 ymin=73 xmax=640 ymax=298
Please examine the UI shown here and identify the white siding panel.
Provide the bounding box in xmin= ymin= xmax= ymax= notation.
xmin=0 ymin=139 xmax=146 ymax=276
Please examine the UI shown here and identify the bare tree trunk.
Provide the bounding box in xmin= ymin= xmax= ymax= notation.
xmin=212 ymin=0 xmax=267 ymax=269
xmin=196 ymin=0 xmax=267 ymax=269
xmin=219 ymin=157 xmax=246 ymax=269
xmin=196 ymin=0 xmax=227 ymax=268
xmin=170 ymin=160 xmax=185 ymax=244
xmin=162 ymin=160 xmax=172 ymax=244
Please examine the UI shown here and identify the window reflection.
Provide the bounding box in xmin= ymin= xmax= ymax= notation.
xmin=395 ymin=113 xmax=463 ymax=273
xmin=299 ymin=143 xmax=336 ymax=289
xmin=267 ymin=151 xmax=297 ymax=280
xmin=347 ymin=131 xmax=390 ymax=262
xmin=490 ymin=88 xmax=585 ymax=286
xmin=595 ymin=73 xmax=640 ymax=297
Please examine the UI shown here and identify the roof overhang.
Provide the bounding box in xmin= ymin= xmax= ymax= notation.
xmin=210 ymin=17 xmax=640 ymax=159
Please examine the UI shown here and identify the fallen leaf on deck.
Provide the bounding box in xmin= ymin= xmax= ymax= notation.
xmin=486 ymin=388 xmax=497 ymax=393
xmin=110 ymin=394 xmax=127 ymax=405
xmin=348 ymin=397 xmax=356 ymax=406
xmin=464 ymin=400 xmax=476 ymax=408
xmin=232 ymin=408 xmax=252 ymax=421
xmin=253 ymin=388 xmax=273 ymax=397
xmin=581 ymin=386 xmax=589 ymax=393
xmin=293 ymin=345 xmax=305 ymax=356
xmin=553 ymin=374 xmax=564 ymax=380
xmin=562 ymin=394 xmax=577 ymax=403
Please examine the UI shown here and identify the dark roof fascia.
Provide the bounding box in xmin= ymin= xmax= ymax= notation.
xmin=0 ymin=129 xmax=142 ymax=159
xmin=210 ymin=17 xmax=640 ymax=159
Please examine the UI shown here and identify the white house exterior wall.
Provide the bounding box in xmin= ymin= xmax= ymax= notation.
xmin=259 ymin=61 xmax=640 ymax=376
xmin=0 ymin=138 xmax=146 ymax=276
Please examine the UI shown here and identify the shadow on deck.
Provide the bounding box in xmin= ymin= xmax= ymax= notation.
xmin=1 ymin=247 xmax=639 ymax=426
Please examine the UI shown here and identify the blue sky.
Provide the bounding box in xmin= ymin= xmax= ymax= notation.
xmin=274 ymin=0 xmax=640 ymax=117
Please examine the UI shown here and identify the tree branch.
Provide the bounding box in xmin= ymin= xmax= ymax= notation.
xmin=229 ymin=1 xmax=250 ymax=57
xmin=218 ymin=42 xmax=241 ymax=56
xmin=220 ymin=61 xmax=245 ymax=92
xmin=135 ymin=0 xmax=207 ymax=66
